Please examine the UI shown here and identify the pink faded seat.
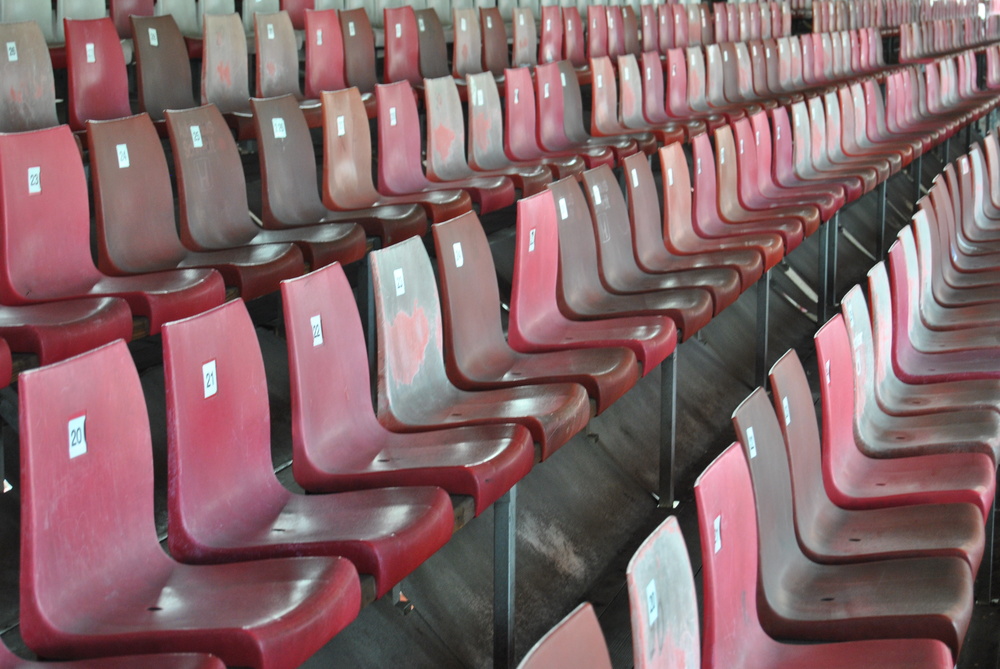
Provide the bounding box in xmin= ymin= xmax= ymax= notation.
xmin=64 ymin=17 xmax=132 ymax=132
xmin=586 ymin=56 xmax=658 ymax=156
xmin=694 ymin=444 xmax=956 ymax=669
xmin=509 ymin=191 xmax=677 ymax=376
xmin=615 ymin=54 xmax=686 ymax=147
xmin=432 ymin=211 xmax=640 ymax=415
xmin=89 ymin=112 xmax=304 ymax=301
xmin=19 ymin=340 xmax=361 ymax=668
xmin=732 ymin=389 xmax=974 ymax=658
xmin=516 ymin=603 xmax=612 ymax=669
xmin=165 ymin=103 xmax=367 ymax=270
xmin=0 ymin=125 xmax=224 ymax=335
xmin=370 ymin=237 xmax=591 ymax=461
xmin=254 ymin=10 xmax=320 ymax=123
xmin=0 ymin=642 xmax=224 ymax=669
xmin=281 ymin=262 xmax=533 ymax=514
xmin=0 ymin=21 xmax=59 ymax=132
xmin=200 ymin=13 xmax=255 ymax=139
xmin=163 ymin=299 xmax=454 ymax=599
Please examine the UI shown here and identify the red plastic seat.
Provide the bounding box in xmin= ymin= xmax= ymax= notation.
xmin=816 ymin=309 xmax=996 ymax=520
xmin=768 ymin=348 xmax=984 ymax=571
xmin=731 ymin=389 xmax=974 ymax=658
xmin=165 ymin=103 xmax=367 ymax=269
xmin=163 ymin=298 xmax=454 ymax=598
xmin=694 ymin=444 xmax=956 ymax=669
xmin=89 ymin=112 xmax=304 ymax=301
xmin=0 ymin=21 xmax=59 ymax=132
xmin=251 ymin=94 xmax=428 ymax=246
xmin=547 ymin=176 xmax=714 ymax=339
xmin=0 ymin=124 xmax=224 ymax=335
xmin=516 ymin=603 xmax=612 ymax=669
xmin=0 ymin=642 xmax=223 ymax=669
xmin=639 ymin=51 xmax=706 ymax=140
xmin=131 ymin=15 xmax=198 ymax=122
xmin=281 ymin=262 xmax=533 ymax=513
xmin=370 ymin=236 xmax=591 ymax=461
xmin=961 ymin=147 xmax=1000 ymax=246
xmin=561 ymin=7 xmax=590 ymax=83
xmin=432 ymin=211 xmax=640 ymax=414
xmin=771 ymin=104 xmax=861 ymax=204
xmin=254 ymin=10 xmax=320 ymax=123
xmin=377 ymin=80 xmax=515 ymax=214
xmin=586 ymin=56 xmax=657 ymax=156
xmin=586 ymin=6 xmax=608 ymax=60
xmin=64 ymin=17 xmax=132 ymax=132
xmin=623 ymin=152 xmax=764 ymax=291
xmin=383 ymin=6 xmax=423 ymax=89
xmin=110 ymin=0 xmax=154 ymax=40
xmin=922 ymin=185 xmax=1000 ymax=298
xmin=581 ymin=164 xmax=741 ymax=315
xmin=19 ymin=340 xmax=362 ymax=668
xmin=302 ymin=9 xmax=348 ymax=102
xmin=452 ymin=8 xmax=483 ymax=82
xmin=321 ymin=87 xmax=471 ymax=225
xmin=509 ymin=191 xmax=677 ymax=375
xmin=615 ymin=54 xmax=686 ymax=147
xmin=538 ymin=6 xmax=562 ymax=65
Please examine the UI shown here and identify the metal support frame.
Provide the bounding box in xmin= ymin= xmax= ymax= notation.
xmin=913 ymin=153 xmax=923 ymax=204
xmin=876 ymin=179 xmax=888 ymax=259
xmin=828 ymin=212 xmax=839 ymax=310
xmin=817 ymin=214 xmax=832 ymax=324
xmin=493 ymin=486 xmax=517 ymax=668
xmin=754 ymin=269 xmax=771 ymax=389
xmin=656 ymin=352 xmax=678 ymax=509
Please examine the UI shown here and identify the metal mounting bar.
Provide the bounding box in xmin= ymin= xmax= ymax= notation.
xmin=656 ymin=352 xmax=678 ymax=509
xmin=817 ymin=215 xmax=831 ymax=325
xmin=755 ymin=269 xmax=771 ymax=389
xmin=876 ymin=179 xmax=888 ymax=259
xmin=494 ymin=486 xmax=517 ymax=668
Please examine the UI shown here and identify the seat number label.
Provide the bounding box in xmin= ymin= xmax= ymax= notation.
xmin=348 ymin=22 xmax=355 ymax=36
xmin=418 ymin=18 xmax=425 ymax=32
xmin=6 ymin=41 xmax=16 ymax=62
xmin=395 ymin=23 xmax=401 ymax=38
xmin=389 ymin=107 xmax=397 ymax=126
xmin=86 ymin=43 xmax=95 ymax=63
xmin=267 ymin=24 xmax=275 ymax=40
xmin=645 ymin=580 xmax=658 ymax=624
xmin=191 ymin=125 xmax=203 ymax=148
xmin=746 ymin=426 xmax=756 ymax=458
xmin=528 ymin=228 xmax=535 ymax=252
xmin=117 ymin=143 xmax=130 ymax=169
xmin=316 ymin=28 xmax=322 ymax=45
xmin=630 ymin=168 xmax=638 ymax=188
xmin=148 ymin=28 xmax=158 ymax=46
xmin=558 ymin=197 xmax=568 ymax=220
xmin=68 ymin=414 xmax=87 ymax=459
xmin=337 ymin=115 xmax=346 ymax=136
xmin=27 ymin=166 xmax=40 ymax=194
xmin=310 ymin=315 xmax=324 ymax=346
xmin=203 ymin=360 xmax=218 ymax=398
xmin=272 ymin=117 xmax=286 ymax=139
xmin=394 ymin=268 xmax=405 ymax=296
xmin=453 ymin=242 xmax=464 ymax=268
xmin=713 ymin=514 xmax=722 ymax=552
xmin=782 ymin=396 xmax=790 ymax=425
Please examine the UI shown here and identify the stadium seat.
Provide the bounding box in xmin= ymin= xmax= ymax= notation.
xmin=0 ymin=21 xmax=59 ymax=132
xmin=516 ymin=603 xmax=612 ymax=669
xmin=254 ymin=11 xmax=320 ymax=121
xmin=0 ymin=640 xmax=224 ymax=669
xmin=200 ymin=12 xmax=254 ymax=138
xmin=64 ymin=17 xmax=132 ymax=132
xmin=131 ymin=15 xmax=198 ymax=122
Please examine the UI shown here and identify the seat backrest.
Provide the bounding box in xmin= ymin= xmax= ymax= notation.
xmin=622 ymin=151 xmax=668 ymax=271
xmin=110 ymin=0 xmax=154 ymax=38
xmin=453 ymin=8 xmax=483 ymax=77
xmin=509 ymin=190 xmax=561 ymax=344
xmin=415 ymin=8 xmax=450 ymax=79
xmin=55 ymin=0 xmax=107 ymax=43
xmin=617 ymin=53 xmax=645 ymax=128
xmin=466 ymin=72 xmax=506 ymax=171
xmin=131 ymin=14 xmax=197 ymax=120
xmin=284 ymin=0 xmax=316 ymax=29
xmin=517 ymin=603 xmax=613 ymax=669
xmin=481 ymin=7 xmax=508 ymax=76
xmin=321 ymin=87 xmax=382 ymax=210
xmin=340 ymin=8 xmax=377 ymax=93
xmin=511 ymin=8 xmax=536 ymax=67
xmin=539 ymin=5 xmax=563 ymax=64
xmin=562 ymin=6 xmax=586 ymax=66
xmin=201 ymin=0 xmax=237 ymax=19
xmin=201 ymin=12 xmax=250 ymax=112
xmin=503 ymin=66 xmax=545 ymax=162
xmin=0 ymin=21 xmax=58 ymax=132
xmin=0 ymin=2 xmax=57 ymax=44
xmin=19 ymin=340 xmax=172 ymax=650
xmin=621 ymin=5 xmax=639 ymax=55
xmin=0 ymin=124 xmax=104 ymax=304
xmin=64 ymin=17 xmax=131 ymax=130
xmin=580 ymin=164 xmax=647 ymax=290
xmin=425 ymin=76 xmax=472 ymax=182
xmin=255 ymin=10 xmax=302 ymax=97
xmin=154 ymin=0 xmax=201 ymax=38
xmin=375 ymin=80 xmax=431 ymax=194
xmin=164 ymin=103 xmax=257 ymax=250
xmin=369 ymin=236 xmax=451 ymax=422
xmin=694 ymin=442 xmax=766 ymax=669
xmin=546 ymin=176 xmax=612 ymax=312
xmin=534 ymin=61 xmax=571 ymax=152
xmin=162 ymin=299 xmax=284 ymax=557
xmin=251 ymin=95 xmax=327 ymax=228
xmin=384 ymin=5 xmax=422 ymax=86
xmin=242 ymin=0 xmax=280 ymax=35
xmin=587 ymin=5 xmax=609 ymax=59
xmin=304 ymin=8 xmax=346 ymax=99
xmin=626 ymin=516 xmax=700 ymax=669
xmin=639 ymin=4 xmax=657 ymax=53
xmin=589 ymin=55 xmax=620 ymax=136
xmin=281 ymin=261 xmax=385 ymax=484
xmin=88 ymin=113 xmax=188 ymax=275
xmin=656 ymin=4 xmax=674 ymax=51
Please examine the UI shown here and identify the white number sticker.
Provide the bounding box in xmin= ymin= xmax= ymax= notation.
xmin=394 ymin=268 xmax=405 ymax=296
xmin=86 ymin=43 xmax=95 ymax=63
xmin=739 ymin=139 xmax=744 ymax=154
xmin=645 ymin=580 xmax=658 ymax=624
xmin=389 ymin=107 xmax=397 ymax=126
xmin=452 ymin=242 xmax=464 ymax=268
xmin=310 ymin=314 xmax=324 ymax=346
xmin=316 ymin=28 xmax=323 ymax=45
xmin=825 ymin=360 xmax=831 ymax=384
xmin=148 ymin=27 xmax=159 ymax=46
xmin=272 ymin=117 xmax=286 ymax=139
xmin=623 ymin=66 xmax=630 ymax=80
xmin=591 ymin=184 xmax=602 ymax=205
xmin=560 ymin=72 xmax=566 ymax=86
xmin=713 ymin=514 xmax=722 ymax=552
xmin=782 ymin=396 xmax=790 ymax=425
xmin=477 ymin=88 xmax=484 ymax=106
xmin=558 ymin=197 xmax=568 ymax=220
xmin=546 ymin=19 xmax=551 ymax=30
xmin=667 ymin=167 xmax=674 ymax=186
xmin=202 ymin=360 xmax=218 ymax=398
xmin=746 ymin=426 xmax=757 ymax=458
xmin=513 ymin=88 xmax=518 ymax=104
xmin=27 ymin=166 xmax=40 ymax=194
xmin=6 ymin=41 xmax=17 ymax=62
xmin=544 ymin=82 xmax=550 ymax=98
xmin=419 ymin=17 xmax=425 ymax=31
xmin=519 ymin=14 xmax=524 ymax=26
xmin=597 ymin=74 xmax=603 ymax=88
xmin=190 ymin=125 xmax=203 ymax=148
xmin=631 ymin=168 xmax=638 ymax=188
xmin=528 ymin=228 xmax=536 ymax=252
xmin=487 ymin=16 xmax=493 ymax=29
xmin=266 ymin=23 xmax=275 ymax=40
xmin=460 ymin=17 xmax=467 ymax=31
xmin=68 ymin=414 xmax=87 ymax=459
xmin=720 ymin=146 xmax=725 ymax=164
xmin=348 ymin=22 xmax=356 ymax=36
xmin=116 ymin=143 xmax=130 ymax=169
xmin=337 ymin=115 xmax=346 ymax=136
xmin=395 ymin=23 xmax=401 ymax=38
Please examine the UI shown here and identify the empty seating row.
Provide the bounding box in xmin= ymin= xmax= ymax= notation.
xmin=900 ymin=16 xmax=1000 ymax=61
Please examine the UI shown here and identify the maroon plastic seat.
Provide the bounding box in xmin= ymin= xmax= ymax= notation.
xmin=165 ymin=103 xmax=367 ymax=269
xmin=414 ymin=9 xmax=451 ymax=80
xmin=110 ymin=0 xmax=154 ymax=40
xmin=64 ymin=17 xmax=132 ymax=132
xmin=694 ymin=444 xmax=956 ymax=669
xmin=254 ymin=11 xmax=320 ymax=123
xmin=581 ymin=164 xmax=741 ymax=315
xmin=659 ymin=143 xmax=785 ymax=272
xmin=480 ymin=7 xmax=508 ymax=79
xmin=281 ymin=262 xmax=533 ymax=512
xmin=0 ymin=124 xmax=224 ymax=335
xmin=623 ymin=152 xmax=764 ymax=291
xmin=516 ymin=603 xmax=612 ymax=669
xmin=19 ymin=340 xmax=362 ymax=668
xmin=0 ymin=21 xmax=59 ymax=132
xmin=0 ymin=643 xmax=223 ymax=669
xmin=820 ymin=91 xmax=894 ymax=183
xmin=938 ymin=164 xmax=1000 ymax=272
xmin=816 ymin=309 xmax=996 ymax=521
xmin=89 ymin=113 xmax=304 ymax=301
xmin=432 ymin=211 xmax=640 ymax=414
xmin=163 ymin=298 xmax=454 ymax=598
xmin=731 ymin=389 xmax=974 ymax=657
xmin=509 ymin=191 xmax=677 ymax=376
xmin=615 ymin=54 xmax=686 ymax=147
xmin=768 ymin=348 xmax=984 ymax=570
xmin=425 ymin=76 xmax=550 ymax=198
xmin=961 ymin=147 xmax=1000 ymax=246
xmin=547 ymin=177 xmax=714 ymax=340
xmin=283 ymin=0 xmax=313 ymax=30
xmin=251 ymin=94 xmax=428 ymax=246
xmin=586 ymin=56 xmax=657 ymax=156
xmin=131 ymin=15 xmax=198 ymax=123
xmin=370 ymin=236 xmax=591 ymax=461
xmin=538 ymin=6 xmax=562 ymax=65
xmin=383 ymin=6 xmax=423 ymax=89
xmin=339 ymin=8 xmax=378 ymax=118
xmin=321 ymin=87 xmax=471 ymax=225
xmin=303 ymin=9 xmax=349 ymax=102
xmin=663 ymin=49 xmax=727 ymax=133
xmin=377 ymin=80 xmax=515 ymax=215
xmin=639 ymin=51 xmax=706 ymax=141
